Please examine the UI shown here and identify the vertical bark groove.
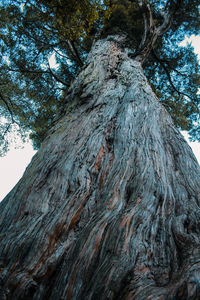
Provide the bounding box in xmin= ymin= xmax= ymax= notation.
xmin=0 ymin=35 xmax=200 ymax=299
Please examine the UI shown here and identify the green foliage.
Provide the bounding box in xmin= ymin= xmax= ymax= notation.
xmin=144 ymin=33 xmax=200 ymax=139
xmin=102 ymin=0 xmax=143 ymax=46
xmin=0 ymin=0 xmax=199 ymax=154
xmin=43 ymin=0 xmax=100 ymax=39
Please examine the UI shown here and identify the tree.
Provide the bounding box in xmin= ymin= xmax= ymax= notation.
xmin=0 ymin=1 xmax=200 ymax=299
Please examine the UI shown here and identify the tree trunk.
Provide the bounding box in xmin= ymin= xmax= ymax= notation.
xmin=0 ymin=35 xmax=200 ymax=300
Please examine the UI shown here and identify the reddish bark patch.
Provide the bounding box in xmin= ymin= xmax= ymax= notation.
xmin=100 ymin=173 xmax=104 ymax=189
xmin=95 ymin=146 xmax=104 ymax=171
xmin=105 ymin=266 xmax=115 ymax=286
xmin=10 ymin=262 xmax=19 ymax=273
xmin=94 ymin=222 xmax=107 ymax=254
xmin=107 ymin=180 xmax=119 ymax=209
xmin=121 ymin=215 xmax=127 ymax=228
xmin=68 ymin=205 xmax=83 ymax=231
xmin=49 ymin=221 xmax=66 ymax=252
xmin=66 ymin=260 xmax=83 ymax=300
xmin=30 ymin=221 xmax=66 ymax=275
xmin=124 ymin=217 xmax=133 ymax=252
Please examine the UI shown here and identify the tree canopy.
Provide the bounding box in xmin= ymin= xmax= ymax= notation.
xmin=0 ymin=0 xmax=199 ymax=154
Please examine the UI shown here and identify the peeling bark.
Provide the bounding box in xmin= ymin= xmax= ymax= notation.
xmin=0 ymin=36 xmax=200 ymax=300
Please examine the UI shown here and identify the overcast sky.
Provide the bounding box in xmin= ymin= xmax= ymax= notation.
xmin=0 ymin=35 xmax=199 ymax=202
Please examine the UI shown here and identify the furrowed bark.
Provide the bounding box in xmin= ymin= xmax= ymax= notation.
xmin=0 ymin=36 xmax=200 ymax=300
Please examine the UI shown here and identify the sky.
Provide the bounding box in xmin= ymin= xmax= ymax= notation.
xmin=0 ymin=36 xmax=199 ymax=202
xmin=0 ymin=142 xmax=36 ymax=200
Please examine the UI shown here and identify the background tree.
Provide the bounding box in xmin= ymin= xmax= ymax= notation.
xmin=0 ymin=1 xmax=200 ymax=299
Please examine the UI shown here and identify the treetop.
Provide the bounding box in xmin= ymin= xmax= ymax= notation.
xmin=0 ymin=0 xmax=199 ymax=154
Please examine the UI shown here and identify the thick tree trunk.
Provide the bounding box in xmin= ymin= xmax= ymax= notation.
xmin=0 ymin=35 xmax=200 ymax=300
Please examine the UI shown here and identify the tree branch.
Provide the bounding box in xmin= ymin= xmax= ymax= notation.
xmin=133 ymin=0 xmax=183 ymax=63
xmin=138 ymin=1 xmax=155 ymax=50
xmin=53 ymin=48 xmax=70 ymax=60
xmin=157 ymin=0 xmax=183 ymax=36
xmin=0 ymin=91 xmax=15 ymax=123
xmin=8 ymin=67 xmax=48 ymax=74
xmin=47 ymin=61 xmax=69 ymax=86
xmin=152 ymin=55 xmax=188 ymax=78
xmin=1 ymin=123 xmax=12 ymax=140
xmin=68 ymin=40 xmax=84 ymax=67
xmin=152 ymin=50 xmax=199 ymax=110
xmin=132 ymin=1 xmax=157 ymax=63
xmin=8 ymin=66 xmax=68 ymax=86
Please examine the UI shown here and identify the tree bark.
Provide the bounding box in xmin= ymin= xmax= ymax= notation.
xmin=0 ymin=35 xmax=200 ymax=300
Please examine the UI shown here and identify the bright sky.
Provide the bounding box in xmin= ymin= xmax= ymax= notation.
xmin=0 ymin=142 xmax=36 ymax=201
xmin=0 ymin=36 xmax=199 ymax=202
